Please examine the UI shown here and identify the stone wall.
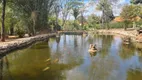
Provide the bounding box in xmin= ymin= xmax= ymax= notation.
xmin=58 ymin=31 xmax=85 ymax=35
xmin=96 ymin=29 xmax=142 ymax=42
xmin=0 ymin=33 xmax=56 ymax=56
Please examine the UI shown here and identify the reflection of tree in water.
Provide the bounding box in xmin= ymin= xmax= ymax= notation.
xmin=88 ymin=56 xmax=119 ymax=80
xmin=74 ymin=35 xmax=78 ymax=49
xmin=61 ymin=35 xmax=83 ymax=64
xmin=0 ymin=56 xmax=13 ymax=80
xmin=137 ymin=49 xmax=142 ymax=57
xmin=136 ymin=50 xmax=142 ymax=63
xmin=30 ymin=42 xmax=49 ymax=49
xmin=89 ymin=52 xmax=97 ymax=57
xmin=119 ymin=43 xmax=136 ymax=60
xmin=2 ymin=39 xmax=84 ymax=80
xmin=56 ymin=37 xmax=60 ymax=44
xmin=86 ymin=35 xmax=113 ymax=58
xmin=2 ymin=42 xmax=53 ymax=80
xmin=87 ymin=35 xmax=94 ymax=44
xmin=0 ymin=57 xmax=3 ymax=80
xmin=99 ymin=35 xmax=113 ymax=58
xmin=127 ymin=69 xmax=142 ymax=80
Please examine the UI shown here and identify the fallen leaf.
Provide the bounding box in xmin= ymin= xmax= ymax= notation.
xmin=54 ymin=58 xmax=59 ymax=63
xmin=45 ymin=58 xmax=51 ymax=62
xmin=43 ymin=67 xmax=50 ymax=71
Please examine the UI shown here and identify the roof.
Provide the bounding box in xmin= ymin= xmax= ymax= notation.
xmin=113 ymin=16 xmax=141 ymax=22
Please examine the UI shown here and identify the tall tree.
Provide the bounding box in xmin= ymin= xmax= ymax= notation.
xmin=10 ymin=0 xmax=57 ymax=35
xmin=54 ymin=0 xmax=61 ymax=31
xmin=97 ymin=0 xmax=114 ymax=29
xmin=70 ymin=1 xmax=83 ymax=30
xmin=1 ymin=0 xmax=6 ymax=42
xmin=120 ymin=5 xmax=140 ymax=30
xmin=87 ymin=14 xmax=100 ymax=29
xmin=60 ymin=0 xmax=72 ymax=28
xmin=131 ymin=0 xmax=142 ymax=4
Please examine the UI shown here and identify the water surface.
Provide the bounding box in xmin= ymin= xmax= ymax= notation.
xmin=0 ymin=34 xmax=142 ymax=80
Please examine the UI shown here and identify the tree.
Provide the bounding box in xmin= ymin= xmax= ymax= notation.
xmin=73 ymin=8 xmax=80 ymax=20
xmin=1 ymin=0 xmax=6 ymax=42
xmin=5 ymin=7 xmax=17 ymax=35
xmin=53 ymin=0 xmax=61 ymax=31
xmin=60 ymin=0 xmax=72 ymax=28
xmin=131 ymin=0 xmax=142 ymax=4
xmin=97 ymin=0 xmax=114 ymax=29
xmin=70 ymin=1 xmax=84 ymax=30
xmin=120 ymin=5 xmax=140 ymax=30
xmin=9 ymin=0 xmax=57 ymax=35
xmin=87 ymin=14 xmax=100 ymax=29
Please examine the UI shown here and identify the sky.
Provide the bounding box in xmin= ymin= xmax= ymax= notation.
xmin=66 ymin=0 xmax=131 ymax=20
xmin=84 ymin=0 xmax=131 ymax=17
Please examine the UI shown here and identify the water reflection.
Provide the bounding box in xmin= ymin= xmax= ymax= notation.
xmin=0 ymin=56 xmax=14 ymax=80
xmin=89 ymin=52 xmax=97 ymax=57
xmin=56 ymin=36 xmax=60 ymax=44
xmin=0 ymin=57 xmax=3 ymax=80
xmin=127 ymin=69 xmax=142 ymax=80
xmin=119 ymin=43 xmax=136 ymax=60
xmin=1 ymin=35 xmax=142 ymax=80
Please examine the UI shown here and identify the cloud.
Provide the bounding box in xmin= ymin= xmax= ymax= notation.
xmin=112 ymin=0 xmax=130 ymax=16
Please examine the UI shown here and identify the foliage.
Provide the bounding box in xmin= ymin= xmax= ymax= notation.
xmin=15 ymin=29 xmax=25 ymax=38
xmin=15 ymin=20 xmax=26 ymax=38
xmin=8 ymin=0 xmax=57 ymax=34
xmin=87 ymin=14 xmax=101 ymax=29
xmin=72 ymin=8 xmax=80 ymax=20
xmin=131 ymin=0 xmax=142 ymax=4
xmin=68 ymin=1 xmax=84 ymax=30
xmin=97 ymin=0 xmax=114 ymax=29
xmin=70 ymin=1 xmax=84 ymax=20
xmin=121 ymin=5 xmax=140 ymax=21
xmin=109 ymin=22 xmax=124 ymax=29
xmin=120 ymin=5 xmax=141 ymax=30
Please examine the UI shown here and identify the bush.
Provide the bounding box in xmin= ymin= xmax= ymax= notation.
xmin=15 ymin=29 xmax=25 ymax=38
xmin=109 ymin=22 xmax=124 ymax=29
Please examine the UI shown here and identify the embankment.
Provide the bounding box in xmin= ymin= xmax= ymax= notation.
xmin=96 ymin=29 xmax=142 ymax=42
xmin=0 ymin=33 xmax=56 ymax=56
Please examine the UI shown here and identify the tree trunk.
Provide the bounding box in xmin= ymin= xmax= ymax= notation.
xmin=62 ymin=21 xmax=65 ymax=27
xmin=81 ymin=12 xmax=84 ymax=30
xmin=31 ymin=11 xmax=37 ymax=35
xmin=1 ymin=0 xmax=6 ymax=42
xmin=106 ymin=23 xmax=109 ymax=30
xmin=55 ymin=12 xmax=58 ymax=32
xmin=33 ymin=21 xmax=36 ymax=35
xmin=124 ymin=23 xmax=127 ymax=31
xmin=10 ymin=24 xmax=14 ymax=35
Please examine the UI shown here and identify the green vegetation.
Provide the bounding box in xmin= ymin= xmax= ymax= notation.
xmin=1 ymin=0 xmax=142 ymax=42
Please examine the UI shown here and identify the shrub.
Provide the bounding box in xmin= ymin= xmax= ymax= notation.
xmin=15 ymin=29 xmax=25 ymax=38
xmin=109 ymin=22 xmax=124 ymax=29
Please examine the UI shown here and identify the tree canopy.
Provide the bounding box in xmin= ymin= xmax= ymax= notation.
xmin=131 ymin=0 xmax=142 ymax=4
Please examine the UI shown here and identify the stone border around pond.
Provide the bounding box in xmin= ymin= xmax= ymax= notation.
xmin=0 ymin=31 xmax=86 ymax=57
xmin=0 ymin=33 xmax=56 ymax=56
xmin=58 ymin=31 xmax=84 ymax=35
xmin=1 ymin=30 xmax=141 ymax=56
xmin=96 ymin=29 xmax=142 ymax=43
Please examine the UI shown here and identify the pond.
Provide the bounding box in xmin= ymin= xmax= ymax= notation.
xmin=0 ymin=34 xmax=142 ymax=80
